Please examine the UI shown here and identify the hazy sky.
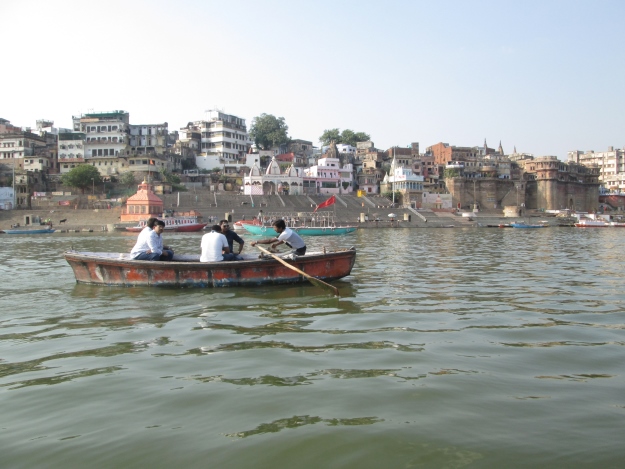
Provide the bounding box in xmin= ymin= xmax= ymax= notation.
xmin=3 ymin=0 xmax=623 ymax=159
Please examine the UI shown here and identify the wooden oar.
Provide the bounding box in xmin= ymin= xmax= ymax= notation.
xmin=256 ymin=245 xmax=339 ymax=297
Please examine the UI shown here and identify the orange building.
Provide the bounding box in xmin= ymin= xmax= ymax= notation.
xmin=120 ymin=180 xmax=163 ymax=222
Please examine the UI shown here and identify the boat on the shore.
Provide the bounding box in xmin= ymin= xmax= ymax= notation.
xmin=574 ymin=218 xmax=610 ymax=228
xmin=63 ymin=248 xmax=356 ymax=288
xmin=242 ymin=224 xmax=357 ymax=236
xmin=510 ymin=222 xmax=547 ymax=229
xmin=233 ymin=219 xmax=262 ymax=231
xmin=3 ymin=227 xmax=56 ymax=234
xmin=126 ymin=216 xmax=206 ymax=233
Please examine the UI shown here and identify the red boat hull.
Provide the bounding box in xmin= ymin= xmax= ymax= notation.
xmin=126 ymin=223 xmax=206 ymax=232
xmin=64 ymin=249 xmax=356 ymax=288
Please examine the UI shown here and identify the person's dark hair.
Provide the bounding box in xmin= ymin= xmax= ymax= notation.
xmin=219 ymin=219 xmax=229 ymax=225
xmin=211 ymin=225 xmax=222 ymax=232
xmin=154 ymin=219 xmax=166 ymax=228
xmin=273 ymin=219 xmax=286 ymax=229
xmin=146 ymin=217 xmax=158 ymax=228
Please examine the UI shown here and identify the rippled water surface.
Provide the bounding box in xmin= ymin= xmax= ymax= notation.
xmin=1 ymin=228 xmax=624 ymax=468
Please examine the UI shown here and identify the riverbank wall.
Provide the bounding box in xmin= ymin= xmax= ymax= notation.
xmin=0 ymin=193 xmax=566 ymax=232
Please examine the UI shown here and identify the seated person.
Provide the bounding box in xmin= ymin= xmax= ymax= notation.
xmin=219 ymin=219 xmax=244 ymax=260
xmin=200 ymin=225 xmax=237 ymax=262
xmin=250 ymin=219 xmax=306 ymax=255
xmin=130 ymin=219 xmax=174 ymax=261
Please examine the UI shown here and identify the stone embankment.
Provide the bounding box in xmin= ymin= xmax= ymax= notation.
xmin=0 ymin=192 xmax=559 ymax=232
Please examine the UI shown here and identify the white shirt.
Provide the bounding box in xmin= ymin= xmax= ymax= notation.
xmin=277 ymin=227 xmax=306 ymax=249
xmin=130 ymin=227 xmax=163 ymax=258
xmin=200 ymin=231 xmax=229 ymax=262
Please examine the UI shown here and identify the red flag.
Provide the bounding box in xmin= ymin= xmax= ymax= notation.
xmin=314 ymin=195 xmax=336 ymax=212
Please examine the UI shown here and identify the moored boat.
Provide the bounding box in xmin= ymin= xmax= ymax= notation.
xmin=242 ymin=224 xmax=357 ymax=236
xmin=233 ymin=219 xmax=262 ymax=231
xmin=510 ymin=222 xmax=547 ymax=229
xmin=126 ymin=216 xmax=206 ymax=233
xmin=3 ymin=227 xmax=55 ymax=234
xmin=63 ymin=248 xmax=356 ymax=288
xmin=574 ymin=219 xmax=610 ymax=227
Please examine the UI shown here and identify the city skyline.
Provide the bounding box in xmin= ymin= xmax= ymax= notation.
xmin=3 ymin=0 xmax=624 ymax=159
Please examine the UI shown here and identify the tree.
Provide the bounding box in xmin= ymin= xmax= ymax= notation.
xmin=319 ymin=128 xmax=371 ymax=147
xmin=61 ymin=164 xmax=102 ymax=194
xmin=159 ymin=168 xmax=183 ymax=190
xmin=249 ymin=114 xmax=289 ymax=150
xmin=353 ymin=132 xmax=370 ymax=143
xmin=119 ymin=171 xmax=137 ymax=187
xmin=444 ymin=168 xmax=461 ymax=178
xmin=319 ymin=128 xmax=341 ymax=146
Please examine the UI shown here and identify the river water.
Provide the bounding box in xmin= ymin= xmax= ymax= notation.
xmin=1 ymin=228 xmax=624 ymax=468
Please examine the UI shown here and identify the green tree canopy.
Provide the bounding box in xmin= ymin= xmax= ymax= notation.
xmin=319 ymin=128 xmax=370 ymax=146
xmin=319 ymin=128 xmax=341 ymax=146
xmin=119 ymin=171 xmax=137 ymax=187
xmin=61 ymin=164 xmax=102 ymax=194
xmin=250 ymin=114 xmax=289 ymax=150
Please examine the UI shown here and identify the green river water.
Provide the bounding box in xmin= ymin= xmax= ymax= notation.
xmin=0 ymin=228 xmax=624 ymax=468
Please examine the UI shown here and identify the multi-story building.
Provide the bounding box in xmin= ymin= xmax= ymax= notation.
xmin=568 ymin=146 xmax=625 ymax=192
xmin=522 ymin=156 xmax=600 ymax=211
xmin=355 ymin=148 xmax=386 ymax=194
xmin=73 ymin=111 xmax=130 ymax=161
xmin=380 ymin=156 xmax=424 ymax=207
xmin=0 ymin=130 xmax=47 ymax=170
xmin=72 ymin=111 xmax=171 ymax=177
xmin=128 ymin=123 xmax=168 ymax=156
xmin=304 ymin=156 xmax=354 ymax=195
xmin=194 ymin=110 xmax=250 ymax=170
xmin=58 ymin=132 xmax=86 ymax=174
xmin=356 ymin=141 xmax=375 ymax=160
xmin=287 ymin=139 xmax=313 ymax=166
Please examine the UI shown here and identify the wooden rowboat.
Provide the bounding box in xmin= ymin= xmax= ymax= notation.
xmin=64 ymin=248 xmax=356 ymax=288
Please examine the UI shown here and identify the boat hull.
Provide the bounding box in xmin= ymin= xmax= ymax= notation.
xmin=3 ymin=228 xmax=55 ymax=234
xmin=126 ymin=223 xmax=206 ymax=232
xmin=243 ymin=224 xmax=357 ymax=236
xmin=510 ymin=223 xmax=546 ymax=229
xmin=64 ymin=249 xmax=356 ymax=288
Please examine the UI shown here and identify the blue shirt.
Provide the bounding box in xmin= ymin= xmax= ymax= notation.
xmin=223 ymin=229 xmax=244 ymax=253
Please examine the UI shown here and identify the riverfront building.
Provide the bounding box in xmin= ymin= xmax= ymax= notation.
xmin=180 ymin=110 xmax=251 ymax=172
xmin=568 ymin=147 xmax=625 ymax=193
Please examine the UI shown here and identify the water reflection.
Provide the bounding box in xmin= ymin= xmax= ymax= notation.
xmin=226 ymin=414 xmax=383 ymax=438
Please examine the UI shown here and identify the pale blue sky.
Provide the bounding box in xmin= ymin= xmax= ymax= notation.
xmin=3 ymin=0 xmax=623 ymax=159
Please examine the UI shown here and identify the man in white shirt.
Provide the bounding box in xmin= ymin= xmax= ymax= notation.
xmin=130 ymin=219 xmax=174 ymax=261
xmin=250 ymin=219 xmax=306 ymax=255
xmin=200 ymin=225 xmax=236 ymax=262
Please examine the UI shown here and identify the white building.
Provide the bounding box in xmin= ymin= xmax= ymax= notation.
xmin=0 ymin=186 xmax=14 ymax=210
xmin=569 ymin=147 xmax=625 ymax=192
xmin=197 ymin=110 xmax=250 ymax=167
xmin=304 ymin=156 xmax=354 ymax=195
xmin=72 ymin=111 xmax=171 ymax=177
xmin=381 ymin=156 xmax=424 ymax=207
xmin=58 ymin=132 xmax=86 ymax=174
xmin=73 ymin=111 xmax=130 ymax=161
xmin=243 ymin=157 xmax=303 ymax=195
